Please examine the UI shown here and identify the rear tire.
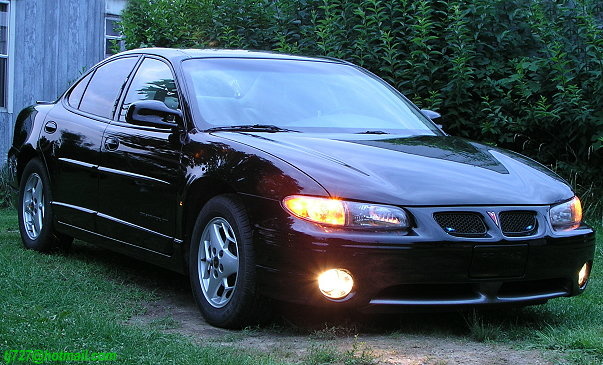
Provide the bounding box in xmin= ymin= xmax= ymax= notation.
xmin=189 ymin=194 xmax=264 ymax=328
xmin=18 ymin=158 xmax=73 ymax=253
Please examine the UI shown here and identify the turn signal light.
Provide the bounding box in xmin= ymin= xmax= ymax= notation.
xmin=283 ymin=196 xmax=345 ymax=225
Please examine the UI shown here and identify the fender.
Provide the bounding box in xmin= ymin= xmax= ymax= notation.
xmin=175 ymin=131 xmax=329 ymax=269
xmin=8 ymin=104 xmax=55 ymax=187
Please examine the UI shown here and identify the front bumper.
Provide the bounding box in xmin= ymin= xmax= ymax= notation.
xmin=243 ymin=195 xmax=596 ymax=310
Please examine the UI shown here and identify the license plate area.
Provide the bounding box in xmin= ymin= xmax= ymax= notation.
xmin=470 ymin=244 xmax=528 ymax=278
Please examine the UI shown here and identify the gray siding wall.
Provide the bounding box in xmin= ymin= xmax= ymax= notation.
xmin=0 ymin=0 xmax=106 ymax=162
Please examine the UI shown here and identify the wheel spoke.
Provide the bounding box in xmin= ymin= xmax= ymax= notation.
xmin=202 ymin=239 xmax=211 ymax=261
xmin=221 ymin=250 xmax=238 ymax=277
xmin=34 ymin=178 xmax=43 ymax=200
xmin=32 ymin=210 xmax=41 ymax=236
xmin=25 ymin=221 xmax=34 ymax=234
xmin=221 ymin=222 xmax=235 ymax=244
xmin=219 ymin=278 xmax=234 ymax=301
xmin=205 ymin=276 xmax=221 ymax=298
xmin=210 ymin=223 xmax=225 ymax=249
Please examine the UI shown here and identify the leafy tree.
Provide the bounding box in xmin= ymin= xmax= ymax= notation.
xmin=121 ymin=0 xmax=603 ymax=219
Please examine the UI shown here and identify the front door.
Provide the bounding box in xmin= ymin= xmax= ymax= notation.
xmin=97 ymin=57 xmax=184 ymax=255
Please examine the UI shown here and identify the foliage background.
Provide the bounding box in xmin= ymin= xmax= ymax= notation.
xmin=120 ymin=0 xmax=603 ymax=220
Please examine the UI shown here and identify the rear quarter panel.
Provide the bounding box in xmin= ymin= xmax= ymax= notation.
xmin=7 ymin=104 xmax=54 ymax=187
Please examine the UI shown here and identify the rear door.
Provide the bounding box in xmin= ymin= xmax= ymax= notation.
xmin=40 ymin=56 xmax=139 ymax=231
xmin=97 ymin=56 xmax=184 ymax=255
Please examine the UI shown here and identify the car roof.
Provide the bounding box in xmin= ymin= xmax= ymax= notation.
xmin=118 ymin=47 xmax=344 ymax=64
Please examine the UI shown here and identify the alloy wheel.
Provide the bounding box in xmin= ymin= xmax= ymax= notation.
xmin=198 ymin=217 xmax=239 ymax=308
xmin=22 ymin=173 xmax=45 ymax=240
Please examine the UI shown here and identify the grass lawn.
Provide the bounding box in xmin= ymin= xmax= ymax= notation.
xmin=0 ymin=207 xmax=601 ymax=364
xmin=463 ymin=222 xmax=603 ymax=364
xmin=0 ymin=209 xmax=281 ymax=365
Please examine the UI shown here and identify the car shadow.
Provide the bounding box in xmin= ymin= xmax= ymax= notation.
xmin=66 ymin=240 xmax=561 ymax=338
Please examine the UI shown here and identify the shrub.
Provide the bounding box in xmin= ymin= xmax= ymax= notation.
xmin=0 ymin=165 xmax=16 ymax=209
xmin=121 ymin=0 xmax=603 ymax=219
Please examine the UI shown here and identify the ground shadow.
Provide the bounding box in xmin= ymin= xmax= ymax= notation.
xmin=65 ymin=240 xmax=561 ymax=339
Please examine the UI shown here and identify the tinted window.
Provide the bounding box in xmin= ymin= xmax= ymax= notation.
xmin=67 ymin=72 xmax=93 ymax=108
xmin=80 ymin=57 xmax=137 ymax=119
xmin=119 ymin=58 xmax=179 ymax=122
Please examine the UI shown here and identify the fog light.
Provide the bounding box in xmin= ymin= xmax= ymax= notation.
xmin=578 ymin=262 xmax=591 ymax=289
xmin=318 ymin=269 xmax=354 ymax=299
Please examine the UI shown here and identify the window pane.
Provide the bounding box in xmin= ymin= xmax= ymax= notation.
xmin=105 ymin=39 xmax=116 ymax=56
xmin=68 ymin=72 xmax=93 ymax=108
xmin=119 ymin=58 xmax=179 ymax=122
xmin=0 ymin=4 xmax=7 ymax=55
xmin=80 ymin=57 xmax=137 ymax=119
xmin=105 ymin=18 xmax=120 ymax=37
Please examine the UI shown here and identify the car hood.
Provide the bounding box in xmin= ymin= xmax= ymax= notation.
xmin=214 ymin=132 xmax=574 ymax=206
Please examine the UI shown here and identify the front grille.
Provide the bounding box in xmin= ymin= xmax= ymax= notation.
xmin=433 ymin=212 xmax=487 ymax=237
xmin=500 ymin=211 xmax=537 ymax=236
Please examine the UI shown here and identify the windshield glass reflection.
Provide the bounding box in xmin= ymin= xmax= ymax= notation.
xmin=182 ymin=58 xmax=441 ymax=136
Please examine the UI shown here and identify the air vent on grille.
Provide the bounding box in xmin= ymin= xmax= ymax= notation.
xmin=433 ymin=213 xmax=487 ymax=237
xmin=499 ymin=211 xmax=537 ymax=236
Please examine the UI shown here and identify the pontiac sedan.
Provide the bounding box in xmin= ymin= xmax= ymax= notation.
xmin=8 ymin=48 xmax=595 ymax=328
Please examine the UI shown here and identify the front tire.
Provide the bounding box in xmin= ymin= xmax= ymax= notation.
xmin=18 ymin=158 xmax=72 ymax=252
xmin=189 ymin=194 xmax=263 ymax=328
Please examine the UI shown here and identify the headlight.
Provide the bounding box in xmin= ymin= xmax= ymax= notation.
xmin=282 ymin=195 xmax=410 ymax=229
xmin=549 ymin=196 xmax=582 ymax=231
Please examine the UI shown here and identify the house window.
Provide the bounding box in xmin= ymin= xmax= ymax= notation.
xmin=105 ymin=15 xmax=125 ymax=58
xmin=0 ymin=1 xmax=10 ymax=108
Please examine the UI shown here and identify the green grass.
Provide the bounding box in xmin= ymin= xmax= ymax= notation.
xmin=304 ymin=338 xmax=377 ymax=365
xmin=459 ymin=227 xmax=603 ymax=364
xmin=0 ymin=209 xmax=281 ymax=365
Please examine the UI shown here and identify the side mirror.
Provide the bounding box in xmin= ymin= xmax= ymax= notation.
xmin=421 ymin=109 xmax=441 ymax=120
xmin=126 ymin=100 xmax=182 ymax=129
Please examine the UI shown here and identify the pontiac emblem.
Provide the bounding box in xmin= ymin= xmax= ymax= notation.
xmin=487 ymin=211 xmax=499 ymax=227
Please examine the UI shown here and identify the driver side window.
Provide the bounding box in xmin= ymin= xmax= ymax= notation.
xmin=119 ymin=58 xmax=180 ymax=123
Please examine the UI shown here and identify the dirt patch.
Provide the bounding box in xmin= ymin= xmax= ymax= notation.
xmin=128 ymin=289 xmax=554 ymax=364
xmin=73 ymin=243 xmax=554 ymax=364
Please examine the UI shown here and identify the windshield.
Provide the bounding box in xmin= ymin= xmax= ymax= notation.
xmin=182 ymin=58 xmax=441 ymax=135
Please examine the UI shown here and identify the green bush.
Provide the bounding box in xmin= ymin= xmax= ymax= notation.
xmin=121 ymin=0 xmax=603 ymax=219
xmin=0 ymin=165 xmax=16 ymax=209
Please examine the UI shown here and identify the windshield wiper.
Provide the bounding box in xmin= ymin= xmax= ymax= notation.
xmin=205 ymin=124 xmax=299 ymax=133
xmin=355 ymin=130 xmax=390 ymax=135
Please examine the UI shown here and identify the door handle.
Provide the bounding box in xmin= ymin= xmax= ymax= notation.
xmin=104 ymin=137 xmax=120 ymax=151
xmin=44 ymin=121 xmax=57 ymax=134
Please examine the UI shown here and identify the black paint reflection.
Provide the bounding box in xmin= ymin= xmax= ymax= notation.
xmin=184 ymin=140 xmax=303 ymax=199
xmin=349 ymin=136 xmax=510 ymax=174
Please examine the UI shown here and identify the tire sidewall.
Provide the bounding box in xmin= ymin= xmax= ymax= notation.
xmin=188 ymin=195 xmax=257 ymax=328
xmin=18 ymin=158 xmax=55 ymax=252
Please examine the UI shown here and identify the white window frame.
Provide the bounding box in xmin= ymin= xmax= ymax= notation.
xmin=0 ymin=0 xmax=15 ymax=113
xmin=104 ymin=14 xmax=124 ymax=58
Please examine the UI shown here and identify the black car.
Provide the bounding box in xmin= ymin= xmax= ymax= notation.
xmin=8 ymin=48 xmax=595 ymax=328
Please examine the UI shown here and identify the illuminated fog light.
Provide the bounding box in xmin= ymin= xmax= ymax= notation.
xmin=318 ymin=269 xmax=354 ymax=299
xmin=578 ymin=262 xmax=592 ymax=289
